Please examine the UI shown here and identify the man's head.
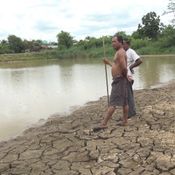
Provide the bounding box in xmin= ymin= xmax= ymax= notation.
xmin=112 ymin=35 xmax=123 ymax=50
xmin=123 ymin=39 xmax=130 ymax=51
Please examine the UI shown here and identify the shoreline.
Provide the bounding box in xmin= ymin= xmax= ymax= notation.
xmin=141 ymin=54 xmax=175 ymax=57
xmin=0 ymin=53 xmax=174 ymax=63
xmin=0 ymin=82 xmax=175 ymax=174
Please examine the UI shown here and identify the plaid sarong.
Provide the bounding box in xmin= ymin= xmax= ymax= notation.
xmin=109 ymin=76 xmax=128 ymax=107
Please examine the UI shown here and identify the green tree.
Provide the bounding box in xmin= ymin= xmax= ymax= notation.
xmin=131 ymin=31 xmax=140 ymax=39
xmin=0 ymin=40 xmax=11 ymax=54
xmin=7 ymin=35 xmax=25 ymax=53
xmin=159 ymin=25 xmax=175 ymax=47
xmin=57 ymin=31 xmax=73 ymax=49
xmin=1 ymin=40 xmax=8 ymax=45
xmin=137 ymin=12 xmax=161 ymax=39
xmin=164 ymin=0 xmax=175 ymax=24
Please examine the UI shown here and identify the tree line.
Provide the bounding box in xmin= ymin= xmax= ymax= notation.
xmin=56 ymin=0 xmax=175 ymax=55
xmin=1 ymin=0 xmax=175 ymax=55
xmin=0 ymin=36 xmax=57 ymax=54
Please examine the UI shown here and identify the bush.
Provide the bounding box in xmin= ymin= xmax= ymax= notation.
xmin=131 ymin=39 xmax=149 ymax=50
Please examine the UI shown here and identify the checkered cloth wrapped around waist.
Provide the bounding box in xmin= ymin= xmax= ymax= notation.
xmin=109 ymin=76 xmax=128 ymax=106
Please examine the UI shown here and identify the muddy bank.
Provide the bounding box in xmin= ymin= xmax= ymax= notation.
xmin=0 ymin=83 xmax=175 ymax=174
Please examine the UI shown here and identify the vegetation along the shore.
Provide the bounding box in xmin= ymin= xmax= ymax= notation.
xmin=0 ymin=0 xmax=175 ymax=61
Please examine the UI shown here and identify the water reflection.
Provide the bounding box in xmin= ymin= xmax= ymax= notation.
xmin=134 ymin=56 xmax=175 ymax=89
xmin=0 ymin=56 xmax=174 ymax=140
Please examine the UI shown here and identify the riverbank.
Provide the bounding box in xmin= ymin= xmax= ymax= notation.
xmin=0 ymin=82 xmax=175 ymax=174
xmin=0 ymin=50 xmax=58 ymax=62
xmin=0 ymin=48 xmax=175 ymax=63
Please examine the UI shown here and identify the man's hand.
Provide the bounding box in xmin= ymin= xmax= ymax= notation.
xmin=127 ymin=75 xmax=133 ymax=82
xmin=103 ymin=58 xmax=109 ymax=64
xmin=130 ymin=67 xmax=134 ymax=74
xmin=103 ymin=58 xmax=111 ymax=66
xmin=129 ymin=58 xmax=142 ymax=74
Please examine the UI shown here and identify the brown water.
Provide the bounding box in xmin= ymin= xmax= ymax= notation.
xmin=0 ymin=56 xmax=175 ymax=140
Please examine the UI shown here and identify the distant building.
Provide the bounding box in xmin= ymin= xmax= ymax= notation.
xmin=41 ymin=44 xmax=57 ymax=50
xmin=48 ymin=45 xmax=58 ymax=49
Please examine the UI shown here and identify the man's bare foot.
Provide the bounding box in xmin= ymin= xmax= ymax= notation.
xmin=92 ymin=125 xmax=108 ymax=132
xmin=118 ymin=121 xmax=128 ymax=126
xmin=122 ymin=121 xmax=128 ymax=126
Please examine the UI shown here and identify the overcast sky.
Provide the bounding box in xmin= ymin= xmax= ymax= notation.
xmin=0 ymin=0 xmax=172 ymax=42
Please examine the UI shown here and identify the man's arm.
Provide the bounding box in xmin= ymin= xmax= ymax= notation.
xmin=129 ymin=49 xmax=142 ymax=71
xmin=129 ymin=58 xmax=142 ymax=70
xmin=103 ymin=58 xmax=112 ymax=67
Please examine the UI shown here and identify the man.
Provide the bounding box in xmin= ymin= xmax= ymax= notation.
xmin=94 ymin=35 xmax=129 ymax=131
xmin=123 ymin=39 xmax=142 ymax=118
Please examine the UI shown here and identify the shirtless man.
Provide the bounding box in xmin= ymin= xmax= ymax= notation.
xmin=95 ymin=35 xmax=129 ymax=130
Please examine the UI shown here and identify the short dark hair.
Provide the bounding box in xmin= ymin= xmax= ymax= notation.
xmin=113 ymin=34 xmax=123 ymax=44
xmin=124 ymin=39 xmax=130 ymax=45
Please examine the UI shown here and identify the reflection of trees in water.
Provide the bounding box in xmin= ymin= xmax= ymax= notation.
xmin=0 ymin=59 xmax=58 ymax=69
xmin=138 ymin=56 xmax=175 ymax=87
xmin=10 ymin=70 xmax=25 ymax=86
xmin=58 ymin=65 xmax=74 ymax=93
xmin=140 ymin=57 xmax=160 ymax=87
xmin=0 ymin=56 xmax=175 ymax=92
xmin=57 ymin=58 xmax=102 ymax=93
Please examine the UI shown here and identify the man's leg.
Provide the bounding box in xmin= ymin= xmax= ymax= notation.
xmin=123 ymin=104 xmax=129 ymax=125
xmin=101 ymin=106 xmax=116 ymax=127
xmin=128 ymin=81 xmax=136 ymax=118
xmin=92 ymin=106 xmax=116 ymax=132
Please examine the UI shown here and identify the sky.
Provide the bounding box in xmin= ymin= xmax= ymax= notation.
xmin=0 ymin=0 xmax=173 ymax=42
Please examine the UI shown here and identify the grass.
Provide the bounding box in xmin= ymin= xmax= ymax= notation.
xmin=0 ymin=45 xmax=175 ymax=62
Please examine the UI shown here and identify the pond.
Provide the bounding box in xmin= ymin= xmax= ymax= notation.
xmin=0 ymin=55 xmax=174 ymax=140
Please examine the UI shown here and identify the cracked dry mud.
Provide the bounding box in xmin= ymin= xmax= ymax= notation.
xmin=0 ymin=83 xmax=175 ymax=175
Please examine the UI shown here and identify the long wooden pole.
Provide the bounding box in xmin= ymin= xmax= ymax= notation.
xmin=102 ymin=37 xmax=110 ymax=106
